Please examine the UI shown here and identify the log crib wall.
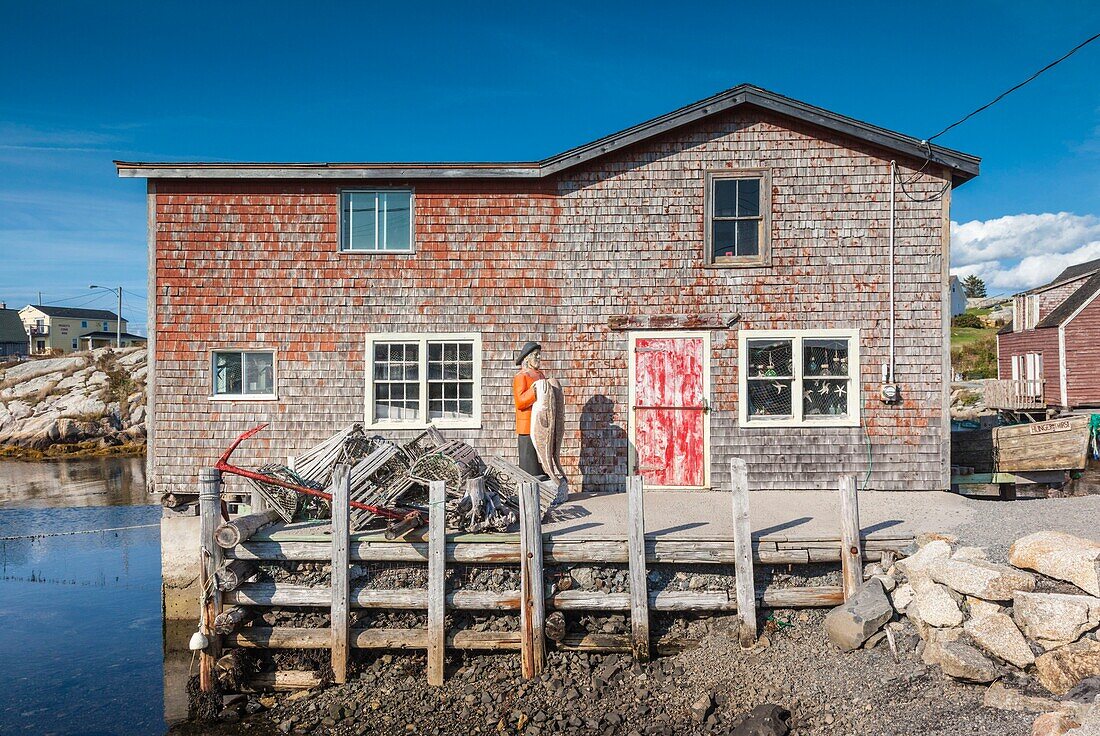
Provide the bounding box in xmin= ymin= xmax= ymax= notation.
xmin=196 ymin=462 xmax=913 ymax=692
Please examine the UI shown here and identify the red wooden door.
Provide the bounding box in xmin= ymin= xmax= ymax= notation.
xmin=632 ymin=335 xmax=708 ymax=488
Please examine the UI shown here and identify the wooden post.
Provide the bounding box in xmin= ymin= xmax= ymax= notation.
xmin=330 ymin=465 xmax=350 ymax=684
xmin=427 ymin=479 xmax=446 ymax=686
xmin=625 ymin=475 xmax=650 ymax=661
xmin=198 ymin=468 xmax=224 ymax=692
xmin=518 ymin=480 xmax=546 ymax=678
xmin=839 ymin=474 xmax=863 ymax=600
xmin=730 ymin=459 xmax=757 ymax=648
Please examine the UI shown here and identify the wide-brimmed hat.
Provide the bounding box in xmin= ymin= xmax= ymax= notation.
xmin=515 ymin=341 xmax=542 ymax=366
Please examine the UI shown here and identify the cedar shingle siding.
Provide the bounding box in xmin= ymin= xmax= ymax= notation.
xmin=148 ymin=107 xmax=957 ymax=496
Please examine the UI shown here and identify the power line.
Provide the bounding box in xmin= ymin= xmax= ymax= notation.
xmin=927 ymin=30 xmax=1100 ymax=143
xmin=122 ymin=289 xmax=147 ymax=302
xmin=894 ymin=30 xmax=1100 ymax=204
xmin=37 ymin=291 xmax=111 ymax=306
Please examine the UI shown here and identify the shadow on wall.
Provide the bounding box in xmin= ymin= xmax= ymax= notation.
xmin=579 ymin=394 xmax=627 ymax=493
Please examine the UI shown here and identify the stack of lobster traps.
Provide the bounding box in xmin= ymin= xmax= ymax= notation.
xmin=225 ymin=424 xmax=562 ymax=536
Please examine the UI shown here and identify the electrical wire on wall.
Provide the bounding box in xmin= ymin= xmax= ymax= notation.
xmin=867 ymin=30 xmax=1100 ymax=490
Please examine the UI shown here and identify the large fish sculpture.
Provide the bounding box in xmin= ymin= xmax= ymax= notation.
xmin=531 ymin=377 xmax=567 ymax=496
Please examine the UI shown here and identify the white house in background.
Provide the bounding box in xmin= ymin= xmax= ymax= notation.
xmin=949 ymin=275 xmax=967 ymax=317
xmin=18 ymin=305 xmax=129 ymax=355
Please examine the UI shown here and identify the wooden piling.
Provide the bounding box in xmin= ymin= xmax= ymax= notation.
xmin=625 ymin=475 xmax=650 ymax=661
xmin=839 ymin=474 xmax=863 ymax=600
xmin=198 ymin=468 xmax=224 ymax=693
xmin=330 ymin=466 xmax=350 ymax=684
xmin=730 ymin=458 xmax=757 ymax=647
xmin=427 ymin=479 xmax=446 ymax=686
xmin=518 ymin=480 xmax=546 ymax=678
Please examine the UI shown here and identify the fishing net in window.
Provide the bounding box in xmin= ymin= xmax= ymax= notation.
xmin=802 ymin=338 xmax=850 ymax=417
xmin=746 ymin=339 xmax=794 ymax=417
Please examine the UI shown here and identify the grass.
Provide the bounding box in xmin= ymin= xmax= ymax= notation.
xmin=952 ymin=333 xmax=998 ymax=380
xmin=951 ymin=326 xmax=997 ymax=348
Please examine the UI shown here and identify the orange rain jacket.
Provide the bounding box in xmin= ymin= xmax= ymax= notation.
xmin=512 ymin=368 xmax=545 ymax=435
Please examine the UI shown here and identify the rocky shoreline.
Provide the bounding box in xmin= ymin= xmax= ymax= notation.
xmin=0 ymin=347 xmax=146 ymax=459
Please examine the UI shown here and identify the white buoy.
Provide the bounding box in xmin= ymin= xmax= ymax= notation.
xmin=189 ymin=631 xmax=209 ymax=651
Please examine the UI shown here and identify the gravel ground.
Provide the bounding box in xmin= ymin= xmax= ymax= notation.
xmin=949 ymin=495 xmax=1100 ymax=559
xmin=177 ymin=608 xmax=1035 ymax=736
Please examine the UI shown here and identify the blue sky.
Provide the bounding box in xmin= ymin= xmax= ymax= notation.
xmin=1 ymin=1 xmax=1099 ymax=332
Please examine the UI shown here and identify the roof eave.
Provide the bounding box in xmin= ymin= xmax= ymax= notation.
xmin=115 ymin=84 xmax=981 ymax=184
xmin=115 ymin=163 xmax=543 ymax=180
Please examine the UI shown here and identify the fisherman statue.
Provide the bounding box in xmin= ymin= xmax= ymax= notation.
xmin=512 ymin=341 xmax=568 ymax=500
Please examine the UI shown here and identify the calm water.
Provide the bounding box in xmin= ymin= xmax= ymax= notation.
xmin=0 ymin=457 xmax=170 ymax=736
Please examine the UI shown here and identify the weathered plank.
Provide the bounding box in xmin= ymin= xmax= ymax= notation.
xmin=730 ymin=459 xmax=756 ymax=647
xmin=518 ymin=480 xmax=546 ymax=678
xmin=625 ymin=476 xmax=650 ymax=661
xmin=227 ymin=627 xmax=522 ymax=651
xmin=226 ymin=582 xmax=843 ymax=612
xmin=226 ymin=538 xmax=900 ymax=565
xmin=330 ymin=466 xmax=350 ymax=684
xmin=427 ymin=480 xmax=446 ymax=686
xmin=838 ymin=475 xmax=862 ymax=600
xmin=607 ymin=313 xmax=739 ymax=331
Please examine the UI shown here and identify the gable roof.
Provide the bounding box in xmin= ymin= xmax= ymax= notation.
xmin=0 ymin=309 xmax=27 ymax=344
xmin=1051 ymin=257 xmax=1100 ymax=285
xmin=1036 ymin=272 xmax=1100 ymax=328
xmin=1024 ymin=256 xmax=1100 ymax=296
xmin=24 ymin=305 xmax=122 ymax=321
xmin=115 ymin=85 xmax=980 ymax=186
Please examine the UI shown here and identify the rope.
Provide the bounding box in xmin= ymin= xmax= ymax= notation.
xmin=0 ymin=523 xmax=158 ymax=541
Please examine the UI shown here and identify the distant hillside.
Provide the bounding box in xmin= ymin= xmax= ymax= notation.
xmin=0 ymin=347 xmax=146 ymax=459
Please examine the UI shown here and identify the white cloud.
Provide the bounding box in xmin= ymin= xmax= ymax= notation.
xmin=950 ymin=212 xmax=1100 ymax=293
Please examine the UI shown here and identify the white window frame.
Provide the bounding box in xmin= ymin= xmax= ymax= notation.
xmin=365 ymin=332 xmax=482 ymax=429
xmin=738 ymin=328 xmax=861 ymax=428
xmin=340 ymin=189 xmax=415 ymax=253
xmin=209 ymin=349 xmax=278 ymax=401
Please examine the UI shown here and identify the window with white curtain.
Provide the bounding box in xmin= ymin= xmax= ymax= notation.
xmin=366 ymin=333 xmax=481 ymax=428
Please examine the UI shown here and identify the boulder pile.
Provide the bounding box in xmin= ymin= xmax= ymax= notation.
xmin=826 ymin=530 xmax=1100 ymax=734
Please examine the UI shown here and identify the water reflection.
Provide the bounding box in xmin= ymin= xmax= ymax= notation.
xmin=0 ymin=455 xmax=148 ymax=508
xmin=0 ymin=457 xmax=168 ymax=735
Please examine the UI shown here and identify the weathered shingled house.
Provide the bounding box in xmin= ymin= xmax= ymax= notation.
xmin=993 ymin=257 xmax=1100 ymax=412
xmin=117 ymin=85 xmax=980 ymax=497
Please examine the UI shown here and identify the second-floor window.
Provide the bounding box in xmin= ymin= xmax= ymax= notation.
xmin=102 ymin=321 xmax=109 ymax=331
xmin=341 ymin=190 xmax=413 ymax=252
xmin=705 ymin=170 xmax=770 ymax=266
xmin=81 ymin=321 xmax=88 ymax=328
xmin=1014 ymin=294 xmax=1039 ymax=330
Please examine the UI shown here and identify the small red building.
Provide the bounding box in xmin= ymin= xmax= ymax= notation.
xmin=117 ymin=85 xmax=980 ymax=495
xmin=995 ymin=258 xmax=1100 ymax=412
